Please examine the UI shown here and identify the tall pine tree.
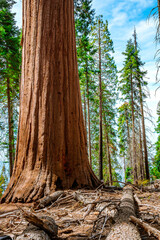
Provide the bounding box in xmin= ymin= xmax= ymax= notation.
xmin=74 ymin=0 xmax=95 ymax=165
xmin=0 ymin=0 xmax=21 ymax=176
xmin=119 ymin=33 xmax=149 ymax=182
xmin=91 ymin=16 xmax=118 ymax=183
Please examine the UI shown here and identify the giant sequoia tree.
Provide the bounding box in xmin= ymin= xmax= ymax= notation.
xmin=1 ymin=0 xmax=99 ymax=203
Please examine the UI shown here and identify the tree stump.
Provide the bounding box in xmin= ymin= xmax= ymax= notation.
xmin=106 ymin=186 xmax=141 ymax=240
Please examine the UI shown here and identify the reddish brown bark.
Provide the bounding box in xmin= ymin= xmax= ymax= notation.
xmin=2 ymin=0 xmax=99 ymax=203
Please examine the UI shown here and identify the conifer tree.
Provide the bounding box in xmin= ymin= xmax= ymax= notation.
xmin=0 ymin=0 xmax=21 ymax=176
xmin=133 ymin=29 xmax=149 ymax=180
xmin=119 ymin=35 xmax=149 ymax=182
xmin=74 ymin=0 xmax=95 ymax=165
xmin=91 ymin=16 xmax=118 ymax=183
xmin=151 ymin=101 xmax=160 ymax=179
xmin=119 ymin=39 xmax=138 ymax=182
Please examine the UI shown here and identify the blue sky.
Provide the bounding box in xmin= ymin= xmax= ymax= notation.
xmin=12 ymin=0 xmax=159 ymax=143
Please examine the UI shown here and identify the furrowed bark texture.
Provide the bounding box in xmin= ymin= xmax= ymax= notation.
xmin=106 ymin=186 xmax=141 ymax=240
xmin=2 ymin=0 xmax=99 ymax=203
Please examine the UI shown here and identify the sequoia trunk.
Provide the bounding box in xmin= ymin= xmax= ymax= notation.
xmin=2 ymin=0 xmax=99 ymax=203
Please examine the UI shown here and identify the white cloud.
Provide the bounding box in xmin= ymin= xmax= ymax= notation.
xmin=134 ymin=20 xmax=156 ymax=42
xmin=110 ymin=12 xmax=128 ymax=27
xmin=130 ymin=0 xmax=154 ymax=8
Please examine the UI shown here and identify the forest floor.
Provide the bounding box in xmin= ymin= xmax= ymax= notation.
xmin=0 ymin=187 xmax=160 ymax=239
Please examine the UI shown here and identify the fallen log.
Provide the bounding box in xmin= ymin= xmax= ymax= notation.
xmin=130 ymin=215 xmax=160 ymax=239
xmin=106 ymin=186 xmax=141 ymax=240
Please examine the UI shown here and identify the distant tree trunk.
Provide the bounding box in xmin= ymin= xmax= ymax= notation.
xmin=7 ymin=77 xmax=15 ymax=177
xmin=124 ymin=156 xmax=126 ymax=182
xmin=140 ymin=95 xmax=150 ymax=180
xmin=83 ymin=93 xmax=87 ymax=129
xmin=139 ymin=121 xmax=145 ymax=180
xmin=131 ymin=73 xmax=137 ymax=183
xmin=98 ymin=19 xmax=103 ymax=180
xmin=2 ymin=0 xmax=99 ymax=203
xmin=126 ymin=118 xmax=132 ymax=169
xmin=133 ymin=29 xmax=150 ymax=180
xmin=86 ymin=71 xmax=92 ymax=165
xmin=106 ymin=132 xmax=112 ymax=186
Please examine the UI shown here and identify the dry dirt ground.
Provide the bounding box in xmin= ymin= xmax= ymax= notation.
xmin=0 ymin=188 xmax=160 ymax=239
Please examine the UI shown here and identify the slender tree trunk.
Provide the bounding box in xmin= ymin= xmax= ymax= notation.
xmin=139 ymin=87 xmax=150 ymax=180
xmin=131 ymin=73 xmax=137 ymax=183
xmin=141 ymin=102 xmax=150 ymax=179
xmin=11 ymin=106 xmax=15 ymax=164
xmin=7 ymin=77 xmax=15 ymax=177
xmin=83 ymin=92 xmax=87 ymax=129
xmin=98 ymin=19 xmax=103 ymax=180
xmin=86 ymin=71 xmax=92 ymax=165
xmin=124 ymin=156 xmax=126 ymax=182
xmin=126 ymin=119 xmax=132 ymax=169
xmin=2 ymin=0 xmax=99 ymax=203
xmin=133 ymin=29 xmax=150 ymax=180
xmin=106 ymin=132 xmax=112 ymax=186
xmin=139 ymin=121 xmax=145 ymax=180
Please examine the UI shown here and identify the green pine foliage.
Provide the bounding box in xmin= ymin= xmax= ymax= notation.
xmin=74 ymin=0 xmax=96 ymax=90
xmin=0 ymin=165 xmax=8 ymax=196
xmin=151 ymin=102 xmax=160 ymax=179
xmin=90 ymin=16 xmax=120 ymax=182
xmin=0 ymin=0 xmax=21 ymax=170
xmin=118 ymin=35 xmax=149 ymax=181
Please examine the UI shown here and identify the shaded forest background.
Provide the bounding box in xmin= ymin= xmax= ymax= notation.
xmin=0 ymin=0 xmax=160 ymax=195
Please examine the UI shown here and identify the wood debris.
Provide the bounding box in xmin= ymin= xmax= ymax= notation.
xmin=0 ymin=186 xmax=160 ymax=239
